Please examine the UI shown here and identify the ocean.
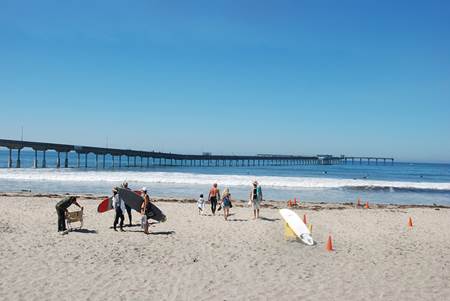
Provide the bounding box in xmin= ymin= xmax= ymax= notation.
xmin=0 ymin=149 xmax=449 ymax=205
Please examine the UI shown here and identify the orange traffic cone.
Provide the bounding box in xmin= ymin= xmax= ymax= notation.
xmin=408 ymin=217 xmax=413 ymax=228
xmin=303 ymin=214 xmax=307 ymax=224
xmin=326 ymin=235 xmax=334 ymax=251
xmin=364 ymin=201 xmax=369 ymax=209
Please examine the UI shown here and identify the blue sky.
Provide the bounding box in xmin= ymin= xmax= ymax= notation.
xmin=0 ymin=0 xmax=449 ymax=162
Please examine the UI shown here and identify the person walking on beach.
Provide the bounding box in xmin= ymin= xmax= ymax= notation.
xmin=221 ymin=188 xmax=232 ymax=221
xmin=112 ymin=188 xmax=125 ymax=231
xmin=197 ymin=194 xmax=205 ymax=215
xmin=122 ymin=181 xmax=133 ymax=226
xmin=55 ymin=196 xmax=82 ymax=233
xmin=208 ymin=183 xmax=220 ymax=216
xmin=140 ymin=187 xmax=151 ymax=234
xmin=249 ymin=181 xmax=263 ymax=219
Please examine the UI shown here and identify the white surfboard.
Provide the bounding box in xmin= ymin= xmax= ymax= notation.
xmin=279 ymin=209 xmax=314 ymax=246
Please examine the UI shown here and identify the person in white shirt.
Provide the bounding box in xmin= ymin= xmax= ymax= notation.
xmin=112 ymin=188 xmax=126 ymax=231
xmin=197 ymin=194 xmax=205 ymax=215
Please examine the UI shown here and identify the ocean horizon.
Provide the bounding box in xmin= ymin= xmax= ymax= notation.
xmin=1 ymin=149 xmax=449 ymax=205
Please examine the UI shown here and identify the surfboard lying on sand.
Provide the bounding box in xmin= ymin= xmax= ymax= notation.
xmin=279 ymin=209 xmax=314 ymax=246
xmin=118 ymin=188 xmax=166 ymax=222
xmin=97 ymin=197 xmax=113 ymax=213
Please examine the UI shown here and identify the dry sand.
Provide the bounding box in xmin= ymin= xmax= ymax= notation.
xmin=1 ymin=193 xmax=450 ymax=301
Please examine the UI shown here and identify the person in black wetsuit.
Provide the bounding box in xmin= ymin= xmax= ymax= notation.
xmin=112 ymin=188 xmax=125 ymax=232
xmin=122 ymin=181 xmax=133 ymax=226
xmin=55 ymin=196 xmax=82 ymax=233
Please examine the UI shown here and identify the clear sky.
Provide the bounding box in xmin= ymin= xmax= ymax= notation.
xmin=0 ymin=0 xmax=449 ymax=162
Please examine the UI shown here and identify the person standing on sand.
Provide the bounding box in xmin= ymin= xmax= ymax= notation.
xmin=221 ymin=188 xmax=232 ymax=221
xmin=197 ymin=194 xmax=205 ymax=215
xmin=140 ymin=187 xmax=151 ymax=234
xmin=55 ymin=196 xmax=82 ymax=233
xmin=112 ymin=188 xmax=125 ymax=232
xmin=208 ymin=183 xmax=220 ymax=216
xmin=249 ymin=181 xmax=263 ymax=219
xmin=121 ymin=181 xmax=133 ymax=226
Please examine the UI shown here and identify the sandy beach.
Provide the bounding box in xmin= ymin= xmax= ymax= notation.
xmin=1 ymin=193 xmax=449 ymax=301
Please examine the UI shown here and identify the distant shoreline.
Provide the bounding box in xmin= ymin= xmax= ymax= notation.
xmin=2 ymin=191 xmax=449 ymax=210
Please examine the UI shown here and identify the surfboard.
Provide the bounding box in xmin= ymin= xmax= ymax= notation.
xmin=97 ymin=197 xmax=113 ymax=213
xmin=118 ymin=188 xmax=166 ymax=222
xmin=279 ymin=209 xmax=314 ymax=246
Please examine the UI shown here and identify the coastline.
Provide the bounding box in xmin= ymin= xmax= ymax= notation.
xmin=1 ymin=191 xmax=449 ymax=210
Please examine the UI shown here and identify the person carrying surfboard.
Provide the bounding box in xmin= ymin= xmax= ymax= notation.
xmin=121 ymin=181 xmax=133 ymax=226
xmin=140 ymin=187 xmax=151 ymax=234
xmin=249 ymin=181 xmax=263 ymax=219
xmin=55 ymin=196 xmax=82 ymax=233
xmin=208 ymin=183 xmax=220 ymax=216
xmin=112 ymin=188 xmax=125 ymax=232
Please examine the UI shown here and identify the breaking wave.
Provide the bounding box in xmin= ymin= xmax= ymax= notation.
xmin=1 ymin=168 xmax=449 ymax=193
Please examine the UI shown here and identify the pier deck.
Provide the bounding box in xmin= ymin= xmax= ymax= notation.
xmin=0 ymin=139 xmax=392 ymax=168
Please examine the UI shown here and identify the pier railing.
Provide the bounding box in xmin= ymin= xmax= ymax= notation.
xmin=0 ymin=139 xmax=392 ymax=168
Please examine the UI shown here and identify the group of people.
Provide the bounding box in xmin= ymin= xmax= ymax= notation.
xmin=56 ymin=180 xmax=263 ymax=234
xmin=111 ymin=181 xmax=152 ymax=234
xmin=197 ymin=181 xmax=263 ymax=220
xmin=56 ymin=181 xmax=153 ymax=235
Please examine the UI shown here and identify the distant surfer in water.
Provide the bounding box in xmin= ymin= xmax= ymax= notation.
xmin=112 ymin=188 xmax=125 ymax=232
xmin=208 ymin=183 xmax=220 ymax=216
xmin=249 ymin=181 xmax=262 ymax=219
xmin=122 ymin=181 xmax=133 ymax=226
xmin=141 ymin=187 xmax=151 ymax=234
xmin=55 ymin=196 xmax=82 ymax=233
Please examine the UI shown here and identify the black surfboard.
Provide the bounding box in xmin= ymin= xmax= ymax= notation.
xmin=118 ymin=188 xmax=166 ymax=222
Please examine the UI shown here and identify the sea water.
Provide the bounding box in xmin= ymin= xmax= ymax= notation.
xmin=0 ymin=149 xmax=449 ymax=205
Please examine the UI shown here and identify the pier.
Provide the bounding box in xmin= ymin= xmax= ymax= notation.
xmin=0 ymin=139 xmax=393 ymax=168
xmin=343 ymin=156 xmax=394 ymax=165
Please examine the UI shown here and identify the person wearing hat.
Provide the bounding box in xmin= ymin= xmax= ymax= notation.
xmin=140 ymin=187 xmax=151 ymax=234
xmin=121 ymin=181 xmax=133 ymax=226
xmin=112 ymin=187 xmax=125 ymax=231
xmin=55 ymin=196 xmax=82 ymax=233
xmin=249 ymin=181 xmax=263 ymax=219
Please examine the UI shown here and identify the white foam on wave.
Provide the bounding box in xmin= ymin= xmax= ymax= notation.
xmin=1 ymin=168 xmax=450 ymax=191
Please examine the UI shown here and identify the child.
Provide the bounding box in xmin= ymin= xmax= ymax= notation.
xmin=197 ymin=194 xmax=205 ymax=215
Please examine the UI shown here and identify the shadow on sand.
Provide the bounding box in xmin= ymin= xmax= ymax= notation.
xmin=70 ymin=228 xmax=98 ymax=234
xmin=259 ymin=217 xmax=280 ymax=222
xmin=150 ymin=231 xmax=176 ymax=236
xmin=227 ymin=218 xmax=248 ymax=222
